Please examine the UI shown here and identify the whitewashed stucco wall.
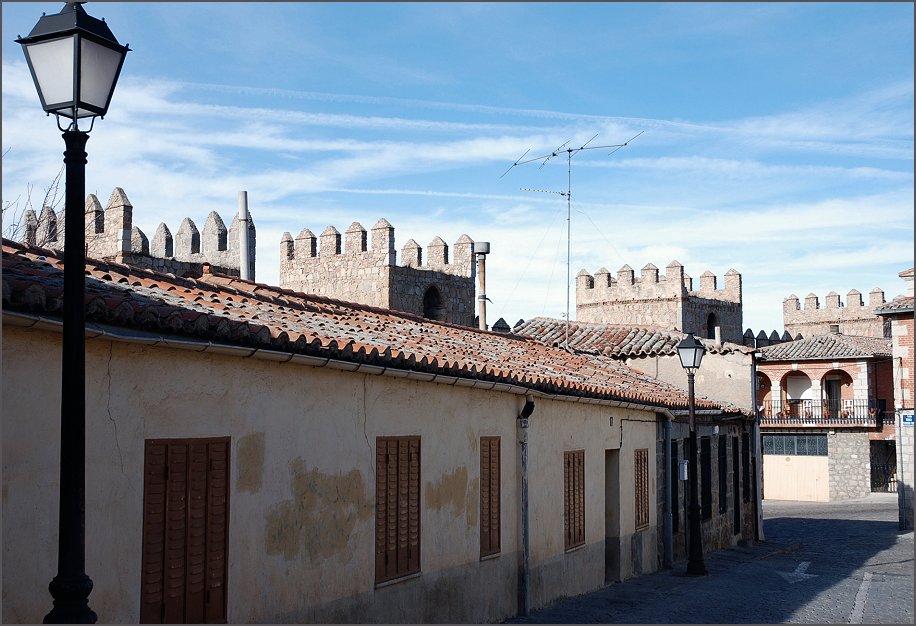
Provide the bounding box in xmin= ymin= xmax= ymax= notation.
xmin=2 ymin=324 xmax=659 ymax=623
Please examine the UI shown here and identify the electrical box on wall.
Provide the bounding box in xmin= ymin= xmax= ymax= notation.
xmin=679 ymin=459 xmax=688 ymax=481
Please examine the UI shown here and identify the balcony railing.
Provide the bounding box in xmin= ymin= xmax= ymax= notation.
xmin=758 ymin=399 xmax=882 ymax=428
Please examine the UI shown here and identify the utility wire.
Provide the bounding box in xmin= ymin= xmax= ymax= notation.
xmin=502 ymin=131 xmax=643 ymax=351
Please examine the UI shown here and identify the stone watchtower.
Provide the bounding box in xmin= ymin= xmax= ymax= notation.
xmin=783 ymin=288 xmax=887 ymax=338
xmin=576 ymin=261 xmax=743 ymax=344
xmin=21 ymin=187 xmax=256 ymax=280
xmin=279 ymin=219 xmax=475 ymax=326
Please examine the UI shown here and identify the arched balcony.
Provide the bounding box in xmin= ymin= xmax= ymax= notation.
xmin=758 ymin=367 xmax=880 ymax=428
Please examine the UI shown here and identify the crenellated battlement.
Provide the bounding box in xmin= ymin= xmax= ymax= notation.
xmin=575 ymin=261 xmax=744 ymax=343
xmin=742 ymin=328 xmax=800 ymax=349
xmin=280 ymin=219 xmax=474 ymax=276
xmin=279 ymin=218 xmax=475 ymax=325
xmin=576 ymin=261 xmax=741 ymax=302
xmin=783 ymin=287 xmax=886 ymax=338
xmin=21 ymin=187 xmax=256 ymax=280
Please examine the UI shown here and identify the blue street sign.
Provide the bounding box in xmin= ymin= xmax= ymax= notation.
xmin=903 ymin=414 xmax=914 ymax=426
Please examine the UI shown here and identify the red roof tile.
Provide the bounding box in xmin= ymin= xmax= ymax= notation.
xmin=875 ymin=295 xmax=914 ymax=315
xmin=2 ymin=240 xmax=737 ymax=412
xmin=758 ymin=333 xmax=892 ymax=361
xmin=514 ymin=316 xmax=752 ymax=357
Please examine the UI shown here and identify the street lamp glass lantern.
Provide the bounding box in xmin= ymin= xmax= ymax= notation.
xmin=677 ymin=333 xmax=706 ymax=371
xmin=16 ymin=2 xmax=129 ymax=121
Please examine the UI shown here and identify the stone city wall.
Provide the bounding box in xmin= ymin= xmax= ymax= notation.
xmin=576 ymin=261 xmax=743 ymax=343
xmin=783 ymin=289 xmax=886 ymax=338
xmin=827 ymin=430 xmax=871 ymax=501
xmin=660 ymin=420 xmax=756 ymax=571
xmin=21 ymin=187 xmax=255 ymax=280
xmin=279 ymin=219 xmax=475 ymax=325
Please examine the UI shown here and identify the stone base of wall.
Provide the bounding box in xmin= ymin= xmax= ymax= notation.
xmin=828 ymin=430 xmax=871 ymax=501
xmin=657 ymin=422 xmax=755 ymax=570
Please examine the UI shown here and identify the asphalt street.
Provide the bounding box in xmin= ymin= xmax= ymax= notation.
xmin=506 ymin=493 xmax=913 ymax=624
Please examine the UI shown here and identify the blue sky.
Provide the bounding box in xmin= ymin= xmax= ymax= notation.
xmin=3 ymin=2 xmax=913 ymax=334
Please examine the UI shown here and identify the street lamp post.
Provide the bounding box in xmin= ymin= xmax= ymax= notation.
xmin=677 ymin=333 xmax=708 ymax=576
xmin=16 ymin=3 xmax=129 ymax=623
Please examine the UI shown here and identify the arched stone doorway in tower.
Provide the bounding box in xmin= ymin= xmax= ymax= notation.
xmin=422 ymin=285 xmax=446 ymax=321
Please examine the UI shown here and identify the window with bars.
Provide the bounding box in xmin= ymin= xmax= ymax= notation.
xmin=375 ymin=437 xmax=421 ymax=584
xmin=718 ymin=438 xmax=728 ymax=514
xmin=564 ymin=449 xmax=585 ymax=550
xmin=480 ymin=437 xmax=501 ymax=558
xmin=700 ymin=436 xmax=712 ymax=520
xmin=670 ymin=440 xmax=679 ymax=533
xmin=762 ymin=434 xmax=828 ymax=456
xmin=732 ymin=435 xmax=741 ymax=530
xmin=742 ymin=434 xmax=751 ymax=504
xmin=635 ymin=448 xmax=650 ymax=530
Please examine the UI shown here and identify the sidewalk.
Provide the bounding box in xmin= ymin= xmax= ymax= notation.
xmin=506 ymin=493 xmax=912 ymax=624
xmin=505 ymin=538 xmax=801 ymax=624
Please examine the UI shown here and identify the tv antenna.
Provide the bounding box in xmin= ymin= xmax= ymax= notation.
xmin=501 ymin=131 xmax=643 ymax=352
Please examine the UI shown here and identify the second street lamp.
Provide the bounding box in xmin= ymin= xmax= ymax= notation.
xmin=677 ymin=333 xmax=708 ymax=576
xmin=16 ymin=2 xmax=129 ymax=623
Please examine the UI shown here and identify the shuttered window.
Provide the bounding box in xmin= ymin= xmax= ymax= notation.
xmin=480 ymin=437 xmax=501 ymax=558
xmin=564 ymin=449 xmax=585 ymax=550
xmin=140 ymin=438 xmax=229 ymax=624
xmin=635 ymin=448 xmax=649 ymax=530
xmin=375 ymin=437 xmax=421 ymax=584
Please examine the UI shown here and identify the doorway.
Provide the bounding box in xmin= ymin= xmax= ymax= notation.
xmin=870 ymin=440 xmax=897 ymax=492
xmin=604 ymin=449 xmax=620 ymax=583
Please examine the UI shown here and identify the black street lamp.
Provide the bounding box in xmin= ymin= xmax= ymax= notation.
xmin=677 ymin=332 xmax=708 ymax=576
xmin=16 ymin=3 xmax=129 ymax=623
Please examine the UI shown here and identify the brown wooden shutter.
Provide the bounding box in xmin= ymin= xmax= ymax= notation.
xmin=185 ymin=442 xmax=208 ymax=623
xmin=141 ymin=442 xmax=168 ymax=624
xmin=375 ymin=436 xmax=420 ymax=583
xmin=490 ymin=439 xmax=500 ymax=554
xmin=564 ymin=450 xmax=585 ymax=549
xmin=564 ymin=451 xmax=571 ymax=548
xmin=575 ymin=450 xmax=584 ymax=546
xmin=398 ymin=438 xmax=410 ymax=574
xmin=635 ymin=448 xmax=649 ymax=529
xmin=480 ymin=437 xmax=500 ymax=557
xmin=407 ymin=437 xmax=420 ymax=573
xmin=375 ymin=441 xmax=389 ymax=583
xmin=205 ymin=441 xmax=229 ymax=623
xmin=164 ymin=443 xmax=188 ymax=624
xmin=141 ymin=438 xmax=229 ymax=624
xmin=480 ymin=438 xmax=491 ymax=556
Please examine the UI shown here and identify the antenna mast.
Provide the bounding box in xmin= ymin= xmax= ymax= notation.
xmin=503 ymin=131 xmax=643 ymax=352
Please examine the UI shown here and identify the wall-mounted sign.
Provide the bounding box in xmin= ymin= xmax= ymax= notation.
xmin=903 ymin=414 xmax=914 ymax=426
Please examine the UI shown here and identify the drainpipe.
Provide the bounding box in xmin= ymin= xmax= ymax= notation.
xmin=238 ymin=190 xmax=251 ymax=281
xmin=517 ymin=395 xmax=535 ymax=617
xmin=663 ymin=414 xmax=674 ymax=568
xmin=475 ymin=242 xmax=490 ymax=331
xmin=750 ymin=353 xmax=765 ymax=541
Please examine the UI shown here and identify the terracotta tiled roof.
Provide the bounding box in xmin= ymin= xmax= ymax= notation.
xmin=2 ymin=240 xmax=736 ymax=412
xmin=513 ymin=317 xmax=752 ymax=357
xmin=757 ymin=333 xmax=892 ymax=361
xmin=874 ymin=295 xmax=914 ymax=315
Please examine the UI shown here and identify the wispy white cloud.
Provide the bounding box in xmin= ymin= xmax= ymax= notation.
xmin=3 ymin=44 xmax=912 ymax=335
